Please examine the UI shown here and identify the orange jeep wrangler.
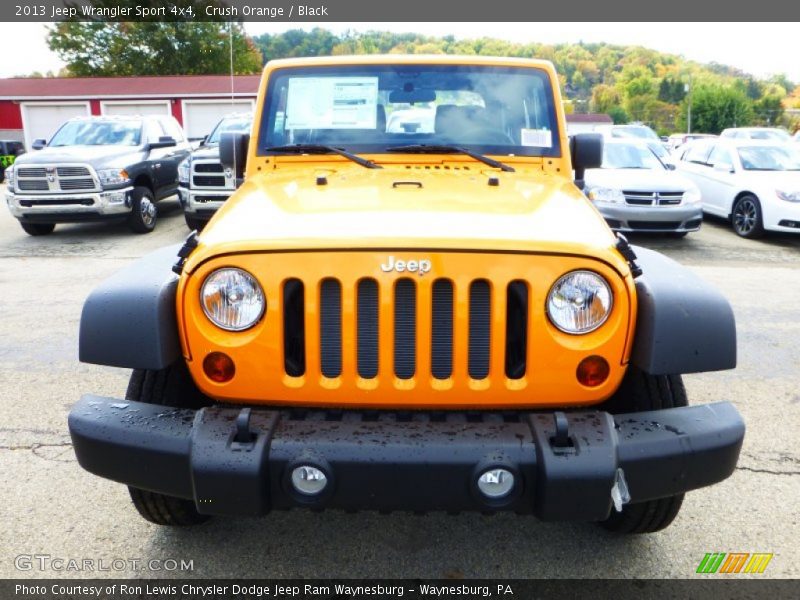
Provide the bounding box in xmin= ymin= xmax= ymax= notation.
xmin=69 ymin=56 xmax=744 ymax=533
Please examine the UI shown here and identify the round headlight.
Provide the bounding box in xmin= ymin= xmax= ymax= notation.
xmin=201 ymin=268 xmax=265 ymax=331
xmin=546 ymin=270 xmax=612 ymax=334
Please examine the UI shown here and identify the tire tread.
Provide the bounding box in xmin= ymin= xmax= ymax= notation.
xmin=125 ymin=363 xmax=211 ymax=527
xmin=599 ymin=366 xmax=687 ymax=534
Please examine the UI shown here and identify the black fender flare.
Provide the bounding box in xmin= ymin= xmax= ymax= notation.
xmin=630 ymin=246 xmax=736 ymax=375
xmin=79 ymin=245 xmax=181 ymax=370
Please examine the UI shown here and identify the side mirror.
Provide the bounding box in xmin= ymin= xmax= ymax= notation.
xmin=220 ymin=132 xmax=249 ymax=180
xmin=148 ymin=136 xmax=177 ymax=150
xmin=570 ymin=133 xmax=603 ymax=189
xmin=714 ymin=162 xmax=734 ymax=173
xmin=31 ymin=139 xmax=46 ymax=150
xmin=665 ymin=162 xmax=676 ymax=171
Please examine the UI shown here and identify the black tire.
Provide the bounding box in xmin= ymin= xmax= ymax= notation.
xmin=184 ymin=214 xmax=207 ymax=232
xmin=125 ymin=362 xmax=212 ymax=526
xmin=128 ymin=186 xmax=157 ymax=234
xmin=731 ymin=194 xmax=764 ymax=239
xmin=21 ymin=222 xmax=55 ymax=236
xmin=598 ymin=366 xmax=687 ymax=534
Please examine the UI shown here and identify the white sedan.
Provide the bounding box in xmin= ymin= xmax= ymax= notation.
xmin=676 ymin=139 xmax=800 ymax=238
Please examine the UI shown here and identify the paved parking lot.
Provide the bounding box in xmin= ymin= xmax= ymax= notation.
xmin=0 ymin=191 xmax=798 ymax=579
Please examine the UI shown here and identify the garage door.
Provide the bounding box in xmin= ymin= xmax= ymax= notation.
xmin=21 ymin=102 xmax=90 ymax=150
xmin=101 ymin=101 xmax=171 ymax=117
xmin=183 ymin=100 xmax=254 ymax=140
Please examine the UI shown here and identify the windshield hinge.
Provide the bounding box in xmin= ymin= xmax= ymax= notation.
xmin=615 ymin=233 xmax=642 ymax=278
xmin=172 ymin=231 xmax=199 ymax=275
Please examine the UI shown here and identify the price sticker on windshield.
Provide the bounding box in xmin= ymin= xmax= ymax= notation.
xmin=520 ymin=128 xmax=552 ymax=148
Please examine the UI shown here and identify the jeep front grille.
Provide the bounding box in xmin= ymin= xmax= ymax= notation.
xmin=282 ymin=277 xmax=529 ymax=383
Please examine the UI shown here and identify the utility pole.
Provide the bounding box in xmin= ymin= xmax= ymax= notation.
xmin=685 ymin=76 xmax=692 ymax=134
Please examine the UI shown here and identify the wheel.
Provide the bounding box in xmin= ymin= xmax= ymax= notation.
xmin=128 ymin=186 xmax=157 ymax=233
xmin=184 ymin=214 xmax=207 ymax=232
xmin=125 ymin=362 xmax=212 ymax=526
xmin=598 ymin=366 xmax=687 ymax=534
xmin=21 ymin=222 xmax=55 ymax=236
xmin=731 ymin=194 xmax=764 ymax=239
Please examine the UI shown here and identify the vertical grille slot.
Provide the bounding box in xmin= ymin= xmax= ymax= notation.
xmin=431 ymin=279 xmax=453 ymax=379
xmin=282 ymin=279 xmax=305 ymax=376
xmin=468 ymin=280 xmax=491 ymax=379
xmin=357 ymin=279 xmax=379 ymax=378
xmin=394 ymin=279 xmax=416 ymax=379
xmin=505 ymin=281 xmax=528 ymax=379
xmin=319 ymin=279 xmax=342 ymax=378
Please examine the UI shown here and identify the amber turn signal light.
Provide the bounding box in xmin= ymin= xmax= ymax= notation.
xmin=576 ymin=355 xmax=609 ymax=387
xmin=203 ymin=352 xmax=235 ymax=383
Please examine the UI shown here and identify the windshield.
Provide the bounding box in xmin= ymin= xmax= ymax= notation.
xmin=207 ymin=115 xmax=252 ymax=145
xmin=49 ymin=120 xmax=141 ymax=147
xmin=749 ymin=130 xmax=791 ymax=142
xmin=738 ymin=145 xmax=800 ymax=171
xmin=612 ymin=126 xmax=660 ymax=141
xmin=259 ymin=64 xmax=560 ymax=157
xmin=602 ymin=143 xmax=664 ymax=170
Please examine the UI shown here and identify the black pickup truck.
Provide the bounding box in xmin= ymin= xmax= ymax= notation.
xmin=5 ymin=115 xmax=191 ymax=235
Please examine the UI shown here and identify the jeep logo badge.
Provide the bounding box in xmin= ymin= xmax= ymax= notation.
xmin=380 ymin=256 xmax=431 ymax=276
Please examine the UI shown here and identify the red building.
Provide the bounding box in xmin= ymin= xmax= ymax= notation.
xmin=0 ymin=75 xmax=260 ymax=149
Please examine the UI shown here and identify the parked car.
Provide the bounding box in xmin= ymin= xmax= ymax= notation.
xmin=667 ymin=133 xmax=716 ymax=149
xmin=0 ymin=140 xmax=25 ymax=181
xmin=584 ymin=139 xmax=702 ymax=237
xmin=70 ymin=55 xmax=743 ymax=534
xmin=4 ymin=115 xmax=191 ymax=235
xmin=593 ymin=123 xmax=662 ymax=143
xmin=676 ymin=138 xmax=800 ymax=238
xmin=178 ymin=112 xmax=252 ymax=231
xmin=719 ymin=127 xmax=791 ymax=142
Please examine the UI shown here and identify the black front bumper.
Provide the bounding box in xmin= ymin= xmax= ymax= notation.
xmin=68 ymin=396 xmax=744 ymax=521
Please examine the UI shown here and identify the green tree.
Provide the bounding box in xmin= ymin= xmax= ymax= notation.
xmin=753 ymin=94 xmax=784 ymax=126
xmin=48 ymin=5 xmax=262 ymax=76
xmin=658 ymin=78 xmax=686 ymax=104
xmin=678 ymin=85 xmax=754 ymax=133
xmin=607 ymin=106 xmax=630 ymax=124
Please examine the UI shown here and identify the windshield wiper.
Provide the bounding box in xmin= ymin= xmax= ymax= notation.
xmin=385 ymin=144 xmax=515 ymax=172
xmin=264 ymin=144 xmax=381 ymax=169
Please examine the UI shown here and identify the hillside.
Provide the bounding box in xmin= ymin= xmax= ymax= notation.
xmin=253 ymin=29 xmax=799 ymax=135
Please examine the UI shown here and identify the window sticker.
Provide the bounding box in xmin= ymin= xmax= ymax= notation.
xmin=520 ymin=128 xmax=552 ymax=148
xmin=286 ymin=77 xmax=379 ymax=130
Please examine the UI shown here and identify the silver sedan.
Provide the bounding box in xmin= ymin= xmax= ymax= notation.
xmin=584 ymin=139 xmax=703 ymax=237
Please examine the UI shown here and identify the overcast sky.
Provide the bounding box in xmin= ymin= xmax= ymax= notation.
xmin=1 ymin=22 xmax=798 ymax=83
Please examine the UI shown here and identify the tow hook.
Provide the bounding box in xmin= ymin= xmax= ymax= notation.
xmin=550 ymin=411 xmax=575 ymax=454
xmin=231 ymin=408 xmax=256 ymax=450
xmin=611 ymin=468 xmax=631 ymax=512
